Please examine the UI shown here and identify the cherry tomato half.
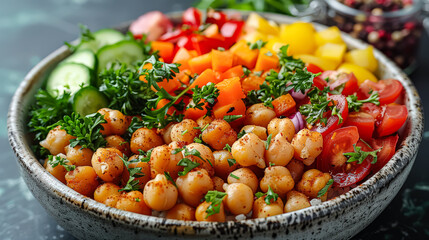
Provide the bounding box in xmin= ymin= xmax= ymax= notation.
xmin=370 ymin=135 xmax=399 ymax=173
xmin=313 ymin=76 xmax=328 ymax=91
xmin=306 ymin=63 xmax=323 ymax=74
xmin=182 ymin=7 xmax=202 ymax=27
xmin=376 ymin=105 xmax=408 ymax=137
xmin=358 ymin=79 xmax=403 ymax=105
xmin=360 ymin=103 xmax=382 ymax=119
xmin=320 ymin=71 xmax=358 ymax=96
xmin=344 ymin=112 xmax=375 ymax=141
xmin=312 ymin=94 xmax=349 ymax=137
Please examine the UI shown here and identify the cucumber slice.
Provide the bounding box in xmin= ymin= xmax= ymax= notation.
xmin=46 ymin=63 xmax=92 ymax=97
xmin=73 ymin=86 xmax=108 ymax=116
xmin=78 ymin=29 xmax=125 ymax=53
xmin=97 ymin=40 xmax=144 ymax=73
xmin=62 ymin=50 xmax=97 ymax=70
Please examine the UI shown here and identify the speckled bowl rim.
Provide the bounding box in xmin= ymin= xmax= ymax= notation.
xmin=7 ymin=11 xmax=424 ymax=236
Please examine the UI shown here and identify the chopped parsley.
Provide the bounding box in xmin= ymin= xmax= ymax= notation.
xmin=204 ymin=191 xmax=227 ymax=217
xmin=229 ymin=173 xmax=240 ymax=179
xmin=177 ymin=158 xmax=200 ymax=176
xmin=347 ymin=91 xmax=380 ymax=112
xmin=343 ymin=142 xmax=382 ymax=164
xmin=119 ymin=154 xmax=146 ymax=192
xmin=47 ymin=155 xmax=75 ymax=172
xmin=317 ymin=179 xmax=334 ymax=198
xmin=188 ymin=82 xmax=219 ymax=117
xmin=264 ymin=134 xmax=273 ymax=150
xmin=223 ymin=144 xmax=232 ymax=152
xmin=164 ymin=172 xmax=177 ymax=188
xmin=227 ymin=158 xmax=236 ymax=167
xmin=255 ymin=186 xmax=279 ymax=205
xmin=223 ymin=115 xmax=242 ymax=123
xmin=247 ymin=40 xmax=267 ymax=50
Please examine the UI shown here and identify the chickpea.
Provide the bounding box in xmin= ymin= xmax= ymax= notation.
xmin=291 ymin=129 xmax=323 ymax=166
xmin=267 ymin=118 xmax=295 ymax=142
xmin=150 ymin=145 xmax=172 ymax=178
xmin=130 ymin=127 xmax=164 ymax=154
xmin=64 ymin=144 xmax=93 ymax=166
xmin=212 ymin=176 xmax=225 ymax=192
xmin=284 ymin=190 xmax=311 ymax=213
xmin=244 ymin=103 xmax=276 ymax=128
xmin=231 ymin=133 xmax=266 ymax=168
xmin=196 ymin=115 xmax=214 ymax=129
xmin=265 ymin=133 xmax=294 ymax=167
xmin=202 ymin=119 xmax=237 ymax=150
xmin=195 ymin=201 xmax=226 ymax=222
xmin=98 ymin=108 xmax=128 ymax=136
xmin=286 ymin=159 xmax=305 ymax=183
xmin=296 ymin=169 xmax=332 ymax=201
xmin=115 ymin=191 xmax=151 ymax=215
xmin=166 ymin=203 xmax=196 ymax=221
xmin=240 ymin=125 xmax=268 ymax=140
xmin=40 ymin=126 xmax=75 ymax=155
xmin=144 ymin=174 xmax=178 ymax=211
xmin=105 ymin=135 xmax=131 ymax=156
xmin=121 ymin=155 xmax=151 ymax=189
xmin=176 ymin=169 xmax=214 ymax=207
xmin=167 ymin=141 xmax=186 ymax=178
xmin=213 ymin=150 xmax=239 ymax=180
xmin=94 ymin=183 xmax=122 ymax=207
xmin=157 ymin=123 xmax=175 ymax=144
xmin=170 ymin=119 xmax=200 ymax=145
xmin=44 ymin=153 xmax=68 ymax=184
xmin=224 ymin=183 xmax=253 ymax=215
xmin=227 ymin=168 xmax=259 ymax=193
xmin=260 ymin=166 xmax=294 ymax=198
xmin=65 ymin=166 xmax=99 ymax=197
xmin=91 ymin=148 xmax=124 ymax=182
xmin=185 ymin=143 xmax=215 ymax=176
xmin=252 ymin=195 xmax=284 ymax=219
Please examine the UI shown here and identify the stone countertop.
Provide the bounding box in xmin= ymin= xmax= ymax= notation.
xmin=1 ymin=0 xmax=428 ymax=239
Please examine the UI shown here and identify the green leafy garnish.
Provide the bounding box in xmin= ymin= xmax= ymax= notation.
xmin=227 ymin=158 xmax=236 ymax=167
xmin=317 ymin=179 xmax=334 ymax=198
xmin=230 ymin=173 xmax=240 ymax=179
xmin=183 ymin=148 xmax=213 ymax=167
xmin=124 ymin=117 xmax=145 ymax=141
xmin=346 ymin=91 xmax=380 ymax=112
xmin=204 ymin=190 xmax=227 ymax=217
xmin=255 ymin=186 xmax=279 ymax=205
xmin=223 ymin=144 xmax=232 ymax=152
xmin=164 ymin=171 xmax=177 ymax=188
xmin=181 ymin=129 xmax=188 ymax=136
xmin=177 ymin=158 xmax=200 ymax=176
xmin=343 ymin=143 xmax=382 ymax=164
xmin=237 ymin=130 xmax=246 ymax=139
xmin=64 ymin=24 xmax=95 ymax=51
xmin=242 ymin=66 xmax=251 ymax=78
xmin=119 ymin=154 xmax=146 ymax=192
xmin=265 ymin=134 xmax=272 ymax=150
xmin=188 ymin=82 xmax=219 ymax=117
xmin=48 ymin=155 xmax=76 ymax=172
xmin=247 ymin=40 xmax=267 ymax=50
xmin=223 ymin=115 xmax=242 ymax=123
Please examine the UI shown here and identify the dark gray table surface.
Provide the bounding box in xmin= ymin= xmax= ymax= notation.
xmin=1 ymin=0 xmax=428 ymax=239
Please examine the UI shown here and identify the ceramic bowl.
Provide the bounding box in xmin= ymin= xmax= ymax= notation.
xmin=7 ymin=11 xmax=424 ymax=240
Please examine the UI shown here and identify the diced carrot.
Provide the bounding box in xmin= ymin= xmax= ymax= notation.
xmin=220 ymin=65 xmax=244 ymax=80
xmin=215 ymin=77 xmax=246 ymax=106
xmin=155 ymin=99 xmax=177 ymax=115
xmin=188 ymin=53 xmax=212 ymax=74
xmin=173 ymin=48 xmax=192 ymax=70
xmin=189 ymin=68 xmax=219 ymax=89
xmin=151 ymin=41 xmax=174 ymax=63
xmin=157 ymin=78 xmax=181 ymax=93
xmin=254 ymin=48 xmax=279 ymax=72
xmin=242 ymin=75 xmax=265 ymax=94
xmin=184 ymin=100 xmax=208 ymax=120
xmin=230 ymin=40 xmax=259 ymax=69
xmin=174 ymin=69 xmax=191 ymax=84
xmin=213 ymin=99 xmax=246 ymax=122
xmin=271 ymin=94 xmax=296 ymax=117
xmin=189 ymin=50 xmax=198 ymax=58
xmin=212 ymin=49 xmax=233 ymax=72
xmin=214 ymin=70 xmax=222 ymax=83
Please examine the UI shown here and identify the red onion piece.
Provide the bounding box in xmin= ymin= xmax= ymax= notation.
xmin=290 ymin=89 xmax=308 ymax=101
xmin=288 ymin=111 xmax=305 ymax=133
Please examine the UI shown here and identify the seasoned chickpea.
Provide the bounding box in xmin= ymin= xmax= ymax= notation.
xmin=144 ymin=174 xmax=178 ymax=211
xmin=116 ymin=191 xmax=151 ymax=215
xmin=91 ymin=148 xmax=124 ymax=182
xmin=157 ymin=123 xmax=175 ymax=144
xmin=213 ymin=150 xmax=239 ymax=179
xmin=98 ymin=108 xmax=128 ymax=136
xmin=176 ymin=169 xmax=214 ymax=207
xmin=212 ymin=176 xmax=225 ymax=192
xmin=195 ymin=201 xmax=226 ymax=222
xmin=167 ymin=141 xmax=186 ymax=178
xmin=286 ymin=159 xmax=305 ymax=183
xmin=224 ymin=183 xmax=253 ymax=215
xmin=196 ymin=115 xmax=214 ymax=129
xmin=121 ymin=155 xmax=151 ymax=189
xmin=296 ymin=169 xmax=332 ymax=201
xmin=150 ymin=145 xmax=172 ymax=178
xmin=244 ymin=103 xmax=276 ymax=128
xmin=40 ymin=126 xmax=75 ymax=155
xmin=265 ymin=133 xmax=294 ymax=166
xmin=260 ymin=166 xmax=295 ymax=198
xmin=227 ymin=168 xmax=259 ymax=193
xmin=185 ymin=143 xmax=215 ymax=176
xmin=231 ymin=132 xmax=266 ymax=168
xmin=166 ymin=203 xmax=196 ymax=221
xmin=105 ymin=135 xmax=131 ymax=156
xmin=170 ymin=119 xmax=200 ymax=144
xmin=44 ymin=153 xmax=68 ymax=184
xmin=202 ymin=119 xmax=237 ymax=150
xmin=267 ymin=118 xmax=295 ymax=142
xmin=94 ymin=183 xmax=122 ymax=207
xmin=252 ymin=195 xmax=284 ymax=219
xmin=284 ymin=190 xmax=311 ymax=213
xmin=65 ymin=144 xmax=93 ymax=166
xmin=130 ymin=127 xmax=164 ymax=154
xmin=65 ymin=166 xmax=99 ymax=197
xmin=291 ymin=129 xmax=323 ymax=166
xmin=240 ymin=125 xmax=268 ymax=140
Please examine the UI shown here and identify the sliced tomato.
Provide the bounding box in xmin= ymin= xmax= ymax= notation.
xmin=376 ymin=104 xmax=408 ymax=137
xmin=182 ymin=7 xmax=202 ymax=27
xmin=357 ymin=79 xmax=403 ymax=105
xmin=206 ymin=9 xmax=228 ymax=28
xmin=320 ymin=71 xmax=358 ymax=96
xmin=306 ymin=63 xmax=323 ymax=74
xmin=360 ymin=103 xmax=382 ymax=119
xmin=343 ymin=112 xmax=375 ymax=141
xmin=318 ymin=126 xmax=359 ymax=172
xmin=312 ymin=94 xmax=349 ymax=137
xmin=370 ymin=135 xmax=399 ymax=173
xmin=313 ymin=76 xmax=328 ymax=91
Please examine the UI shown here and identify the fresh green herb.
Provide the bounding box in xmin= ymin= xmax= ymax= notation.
xmin=343 ymin=143 xmax=382 ymax=164
xmin=135 ymin=198 xmax=141 ymax=202
xmin=57 ymin=112 xmax=106 ymax=151
xmin=255 ymin=186 xmax=279 ymax=205
xmin=227 ymin=158 xmax=236 ymax=167
xmin=230 ymin=173 xmax=240 ymax=180
xmin=177 ymin=158 xmax=200 ymax=176
xmin=204 ymin=191 xmax=227 ymax=217
xmin=247 ymin=40 xmax=267 ymax=50
xmin=164 ymin=171 xmax=177 ymax=188
xmin=347 ymin=91 xmax=380 ymax=112
xmin=269 ymin=162 xmax=275 ymax=167
xmin=188 ymin=82 xmax=219 ymax=117
xmin=277 ymin=45 xmax=305 ymax=72
xmin=285 ymin=68 xmax=319 ymax=94
xmin=317 ymin=179 xmax=334 ymax=198
xmin=137 ymin=149 xmax=152 ymax=163
xmin=201 ymin=123 xmax=210 ymax=132
xmin=172 ymin=148 xmax=183 ymax=155
xmin=124 ymin=117 xmax=145 ymax=141
xmin=183 ymin=148 xmax=213 ymax=167
xmin=331 ymin=106 xmax=343 ymax=124
xmin=223 ymin=144 xmax=232 ymax=152
xmin=242 ymin=66 xmax=251 ymax=78
xmin=299 ymin=87 xmax=339 ymax=126
xmin=255 ymin=192 xmax=265 ymax=199
xmin=64 ymin=24 xmax=95 ymax=51
xmin=181 ymin=129 xmax=188 ymax=136
xmin=223 ymin=115 xmax=242 ymax=123
xmin=265 ymin=134 xmax=272 ymax=150
xmin=237 ymin=130 xmax=246 ymax=139
xmin=119 ymin=154 xmax=145 ymax=192
xmin=48 ymin=155 xmax=76 ymax=172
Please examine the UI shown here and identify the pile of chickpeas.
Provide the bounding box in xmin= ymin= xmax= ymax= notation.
xmin=41 ymin=103 xmax=333 ymax=221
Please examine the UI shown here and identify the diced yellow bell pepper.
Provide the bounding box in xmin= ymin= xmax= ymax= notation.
xmin=315 ymin=43 xmax=347 ymax=65
xmin=337 ymin=63 xmax=378 ymax=84
xmin=246 ymin=13 xmax=280 ymax=35
xmin=295 ymin=54 xmax=339 ymax=71
xmin=265 ymin=37 xmax=288 ymax=53
xmin=240 ymin=30 xmax=267 ymax=44
xmin=345 ymin=46 xmax=378 ymax=73
xmin=279 ymin=22 xmax=316 ymax=55
xmin=315 ymin=26 xmax=345 ymax=47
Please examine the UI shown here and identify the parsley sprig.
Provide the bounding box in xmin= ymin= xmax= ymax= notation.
xmin=347 ymin=91 xmax=380 ymax=112
xmin=177 ymin=158 xmax=200 ymax=176
xmin=255 ymin=186 xmax=279 ymax=205
xmin=48 ymin=155 xmax=75 ymax=172
xmin=204 ymin=190 xmax=227 ymax=217
xmin=247 ymin=40 xmax=267 ymax=50
xmin=119 ymin=153 xmax=149 ymax=192
xmin=317 ymin=179 xmax=334 ymax=198
xmin=343 ymin=141 xmax=382 ymax=164
xmin=188 ymin=82 xmax=219 ymax=117
xmin=64 ymin=24 xmax=95 ymax=52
